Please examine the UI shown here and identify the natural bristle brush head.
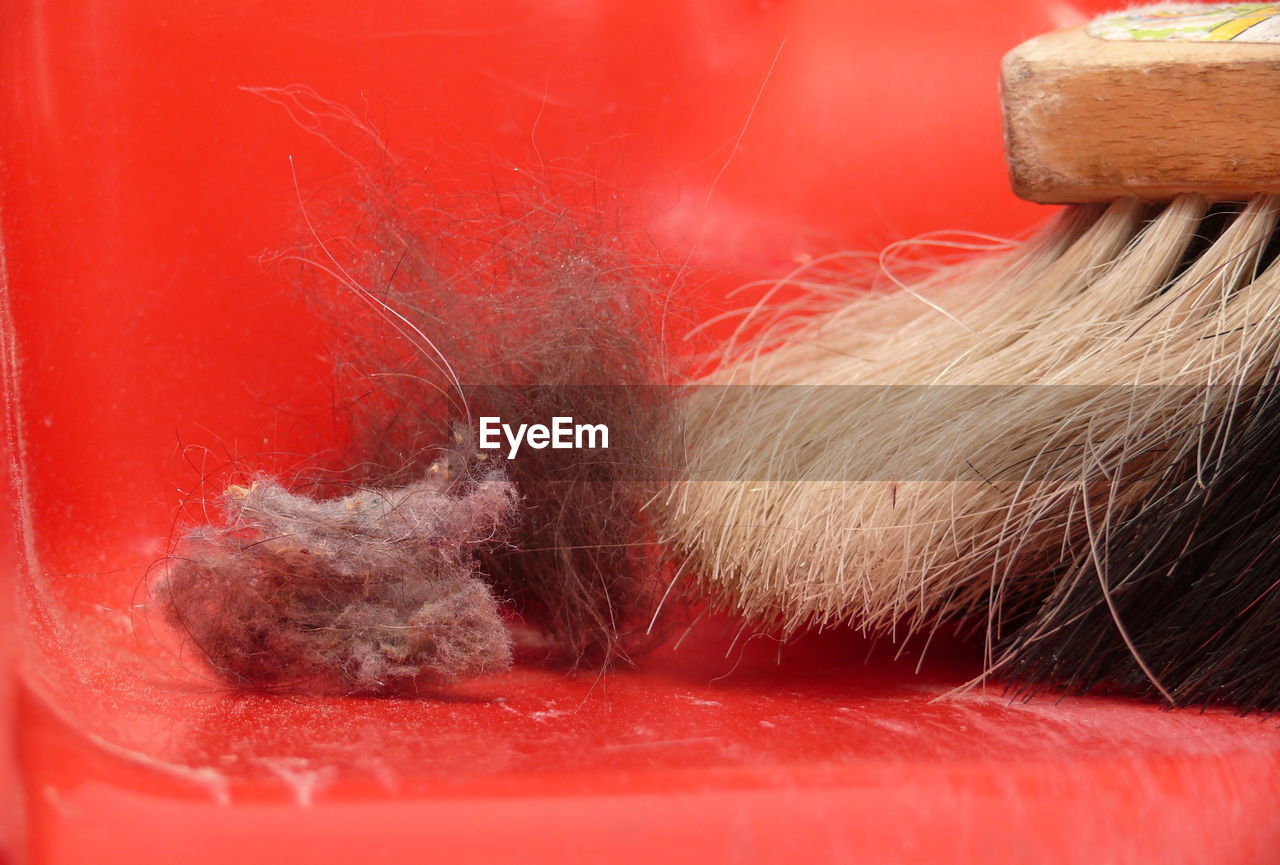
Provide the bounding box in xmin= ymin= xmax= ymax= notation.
xmin=664 ymin=3 xmax=1280 ymax=711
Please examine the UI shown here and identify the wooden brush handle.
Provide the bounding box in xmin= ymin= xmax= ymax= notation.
xmin=1003 ymin=13 xmax=1280 ymax=204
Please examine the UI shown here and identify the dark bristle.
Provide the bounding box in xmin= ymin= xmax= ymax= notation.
xmin=999 ymin=371 xmax=1280 ymax=713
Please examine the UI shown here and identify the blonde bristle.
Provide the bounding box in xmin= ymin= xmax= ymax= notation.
xmin=664 ymin=194 xmax=1280 ymax=649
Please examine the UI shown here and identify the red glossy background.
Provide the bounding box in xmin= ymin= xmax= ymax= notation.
xmin=3 ymin=1 xmax=1279 ymax=863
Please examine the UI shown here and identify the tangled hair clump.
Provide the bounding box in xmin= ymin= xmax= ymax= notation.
xmin=155 ymin=87 xmax=686 ymax=692
xmin=318 ymin=199 xmax=678 ymax=667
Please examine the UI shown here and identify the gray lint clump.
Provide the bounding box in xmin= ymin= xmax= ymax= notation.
xmin=157 ymin=450 xmax=518 ymax=693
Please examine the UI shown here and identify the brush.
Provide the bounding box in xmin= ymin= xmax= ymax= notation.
xmin=663 ymin=3 xmax=1280 ymax=710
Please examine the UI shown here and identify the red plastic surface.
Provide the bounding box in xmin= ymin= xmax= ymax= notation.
xmin=4 ymin=1 xmax=1280 ymax=863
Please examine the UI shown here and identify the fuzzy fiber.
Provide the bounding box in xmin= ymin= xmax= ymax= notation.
xmin=158 ymin=451 xmax=517 ymax=692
